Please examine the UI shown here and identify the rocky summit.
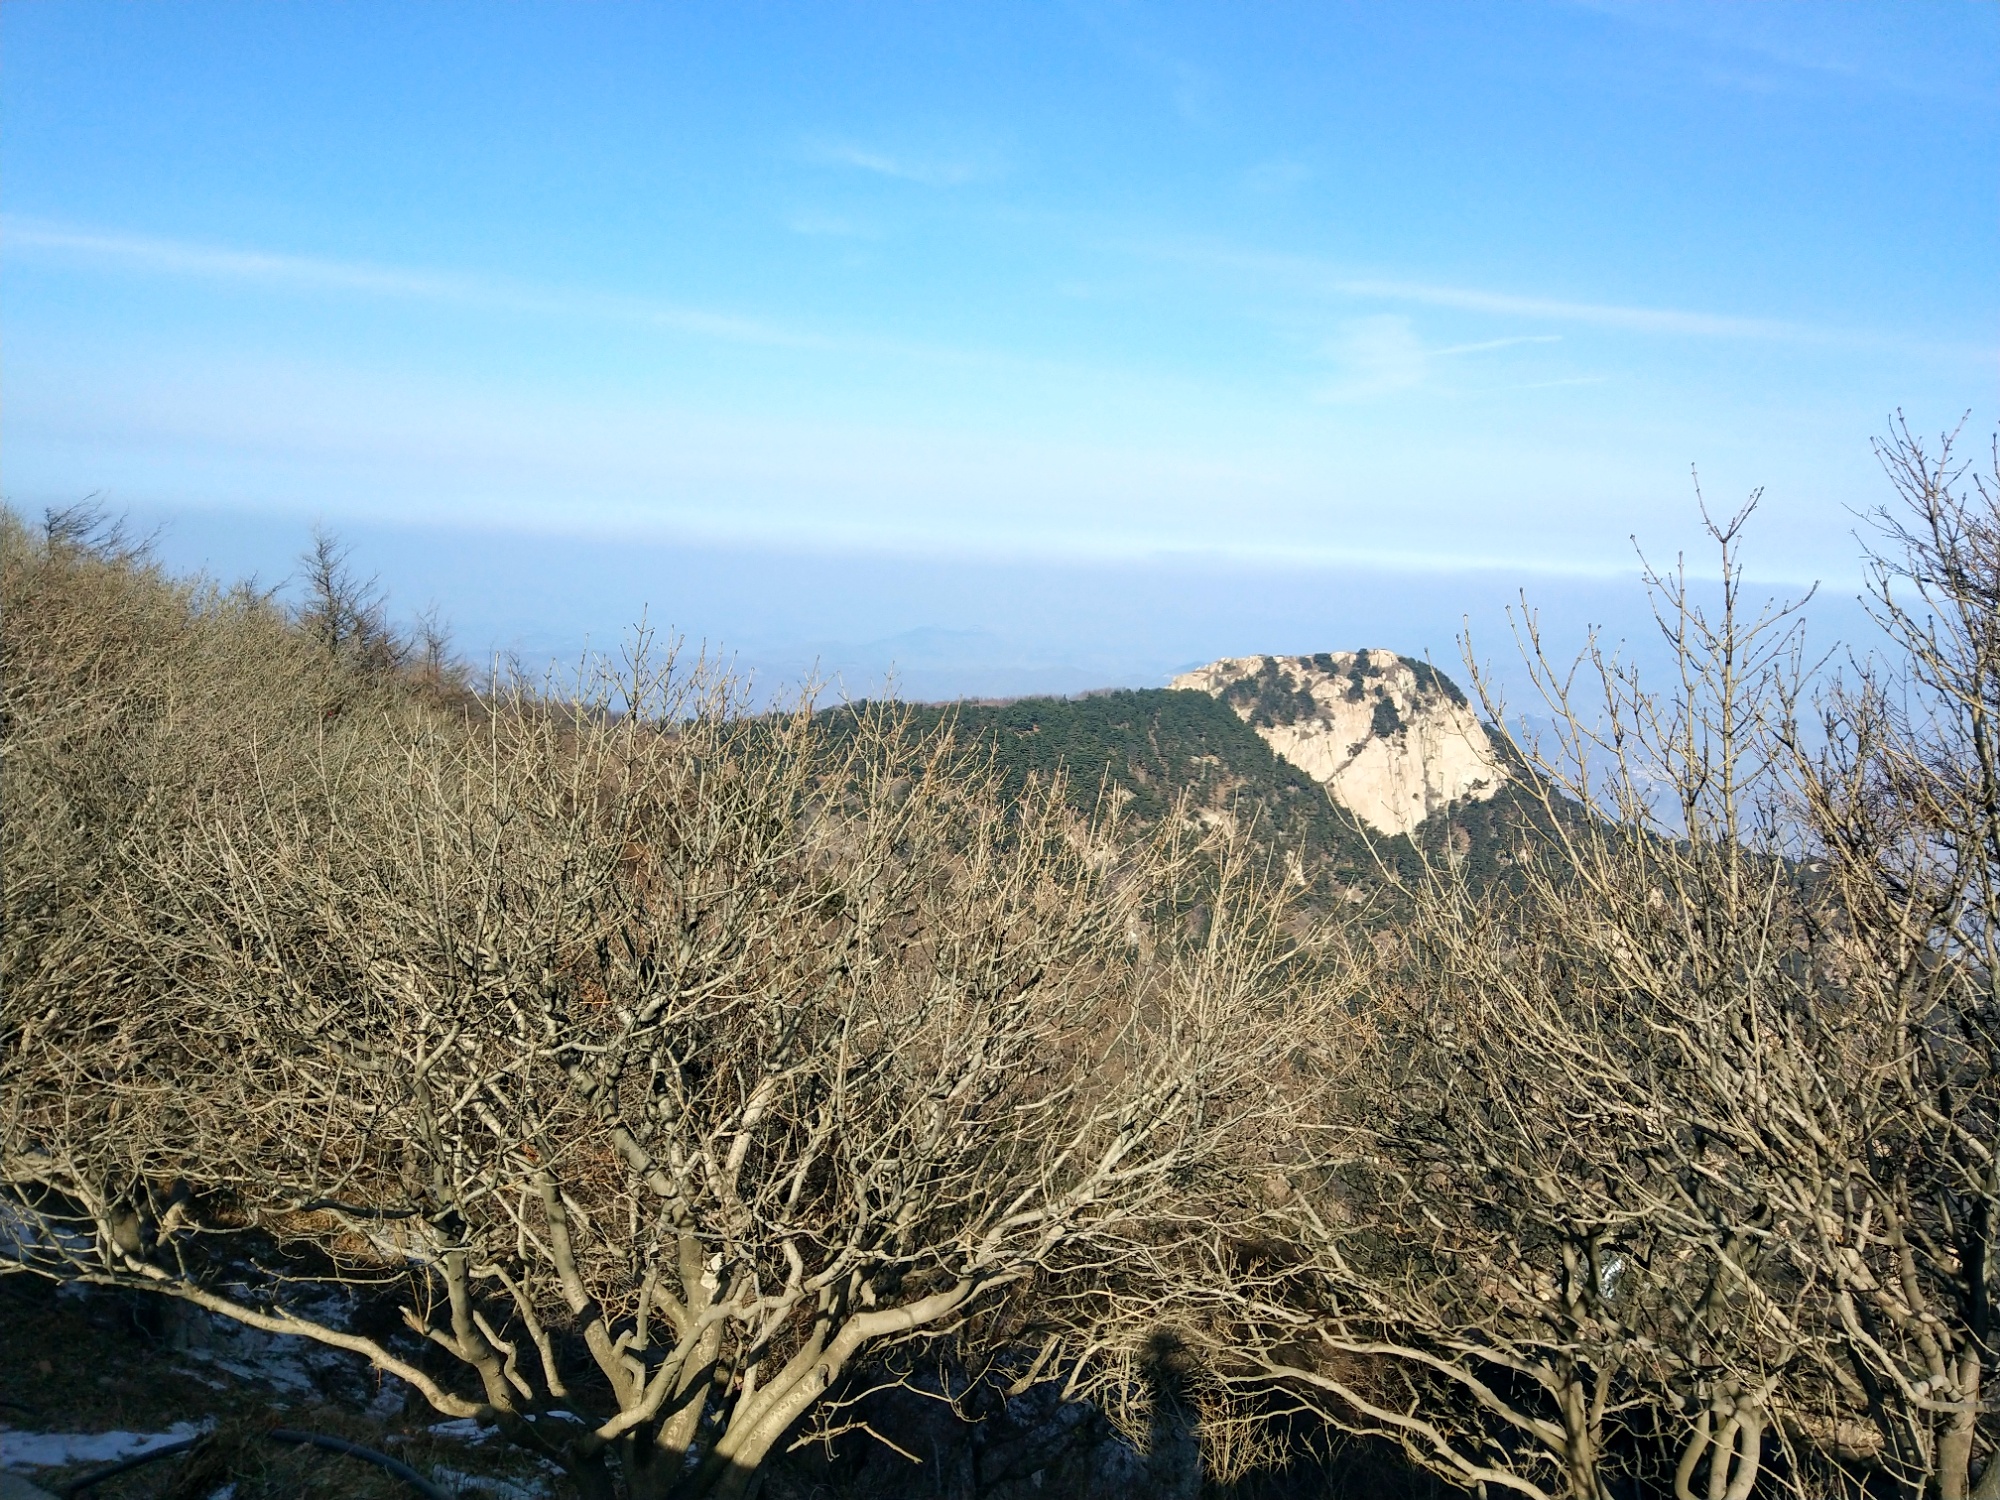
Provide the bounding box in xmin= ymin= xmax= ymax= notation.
xmin=1170 ymin=650 xmax=1506 ymax=838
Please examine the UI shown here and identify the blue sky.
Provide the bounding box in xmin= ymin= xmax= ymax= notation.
xmin=4 ymin=2 xmax=1995 ymax=696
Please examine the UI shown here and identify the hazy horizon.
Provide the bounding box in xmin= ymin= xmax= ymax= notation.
xmin=5 ymin=2 xmax=1992 ymax=696
xmin=107 ymin=495 xmax=1876 ymax=716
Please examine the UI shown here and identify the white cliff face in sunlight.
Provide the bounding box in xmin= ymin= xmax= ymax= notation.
xmin=1170 ymin=649 xmax=1505 ymax=838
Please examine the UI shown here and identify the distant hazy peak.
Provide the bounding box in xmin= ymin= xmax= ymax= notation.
xmin=1169 ymin=652 xmax=1504 ymax=838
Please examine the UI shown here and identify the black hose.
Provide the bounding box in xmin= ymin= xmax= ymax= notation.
xmin=268 ymin=1427 xmax=452 ymax=1500
xmin=55 ymin=1427 xmax=453 ymax=1499
xmin=54 ymin=1437 xmax=203 ymax=1497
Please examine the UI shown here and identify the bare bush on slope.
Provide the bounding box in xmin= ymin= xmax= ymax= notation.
xmin=0 ymin=511 xmax=1319 ymax=1500
xmin=1079 ymin=428 xmax=2000 ymax=1500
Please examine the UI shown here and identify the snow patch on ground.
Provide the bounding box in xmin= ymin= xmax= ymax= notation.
xmin=0 ymin=1421 xmax=211 ymax=1471
xmin=0 ymin=1198 xmax=94 ymax=1266
xmin=428 ymin=1466 xmax=551 ymax=1499
xmin=176 ymin=1334 xmax=340 ymax=1397
xmin=365 ymin=1381 xmax=409 ymax=1421
xmin=427 ymin=1418 xmax=496 ymax=1444
xmin=159 ymin=1287 xmax=362 ymax=1400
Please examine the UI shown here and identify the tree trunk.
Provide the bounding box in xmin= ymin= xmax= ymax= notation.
xmin=1558 ymin=1373 xmax=1605 ymax=1500
xmin=564 ymin=1448 xmax=620 ymax=1500
xmin=1940 ymin=1354 xmax=1982 ymax=1500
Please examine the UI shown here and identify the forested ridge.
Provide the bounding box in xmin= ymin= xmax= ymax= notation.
xmin=827 ymin=687 xmax=1564 ymax=899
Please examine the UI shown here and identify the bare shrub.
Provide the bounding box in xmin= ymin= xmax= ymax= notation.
xmin=1092 ymin=499 xmax=1818 ymax=1500
xmin=1771 ymin=419 xmax=2000 ymax=1499
xmin=1103 ymin=433 xmax=2000 ymax=1500
xmin=2 ymin=517 xmax=1308 ymax=1499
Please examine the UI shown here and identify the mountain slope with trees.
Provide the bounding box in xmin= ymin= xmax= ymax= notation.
xmin=831 ymin=683 xmax=1562 ymax=902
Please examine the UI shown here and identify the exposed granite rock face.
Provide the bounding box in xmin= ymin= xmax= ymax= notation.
xmin=1169 ymin=650 xmax=1505 ymax=838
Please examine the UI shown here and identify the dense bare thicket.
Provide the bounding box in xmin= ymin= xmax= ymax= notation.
xmin=2 ymin=507 xmax=396 ymax=1034
xmin=0 ymin=509 xmax=1314 ymax=1500
xmin=1784 ymin=422 xmax=2000 ymax=1500
xmin=9 ymin=418 xmax=1996 ymax=1500
xmin=1091 ymin=425 xmax=2000 ymax=1500
xmin=1083 ymin=502 xmax=1817 ymax=1500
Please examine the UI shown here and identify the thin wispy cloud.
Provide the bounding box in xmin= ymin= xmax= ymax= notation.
xmin=1313 ymin=319 xmax=1564 ymax=402
xmin=1511 ymin=376 xmax=1608 ymax=391
xmin=7 ymin=219 xmax=471 ymax=301
xmin=1121 ymin=236 xmax=1845 ymax=342
xmin=1135 ymin=45 xmax=1211 ymax=124
xmin=1080 ymin=7 xmax=1216 ymax=125
xmin=801 ymin=137 xmax=996 ymax=187
xmin=785 ymin=211 xmax=879 ymax=240
xmin=3 ymin=216 xmax=1242 ymax=396
xmin=4 ymin=218 xmax=816 ymax=348
xmin=1569 ymin=0 xmax=1997 ymax=106
xmin=1434 ymin=334 xmax=1563 ymax=357
xmin=1314 ymin=315 xmax=1427 ymax=401
xmin=1332 ymin=275 xmax=1800 ymax=339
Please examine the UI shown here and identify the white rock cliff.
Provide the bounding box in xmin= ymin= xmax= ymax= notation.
xmin=1170 ymin=650 xmax=1506 ymax=838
